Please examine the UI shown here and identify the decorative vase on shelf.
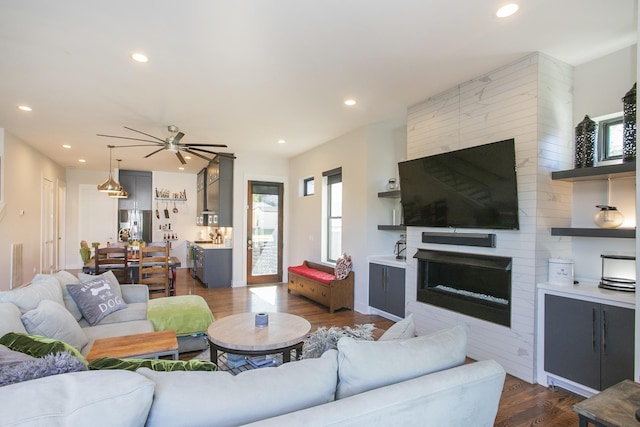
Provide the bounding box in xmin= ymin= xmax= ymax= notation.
xmin=622 ymin=82 xmax=636 ymax=162
xmin=593 ymin=205 xmax=624 ymax=229
xmin=387 ymin=178 xmax=398 ymax=191
xmin=574 ymin=115 xmax=597 ymax=168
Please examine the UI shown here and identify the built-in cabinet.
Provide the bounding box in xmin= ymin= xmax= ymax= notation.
xmin=369 ymin=262 xmax=405 ymax=318
xmin=195 ymin=156 xmax=234 ymax=227
xmin=196 ymin=168 xmax=206 ymax=225
xmin=118 ymin=170 xmax=152 ymax=211
xmin=195 ymin=245 xmax=232 ymax=288
xmin=544 ymin=294 xmax=634 ymax=391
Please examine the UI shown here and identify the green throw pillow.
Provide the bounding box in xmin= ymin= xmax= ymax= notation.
xmin=0 ymin=332 xmax=88 ymax=366
xmin=89 ymin=357 xmax=217 ymax=372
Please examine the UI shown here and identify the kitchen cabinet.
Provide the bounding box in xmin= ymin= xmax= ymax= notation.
xmin=544 ymin=294 xmax=634 ymax=391
xmin=550 ymin=162 xmax=636 ymax=238
xmin=196 ymin=168 xmax=206 ymax=225
xmin=195 ymin=245 xmax=232 ymax=288
xmin=369 ymin=262 xmax=405 ymax=318
xmin=205 ymin=155 xmax=234 ymax=227
xmin=118 ymin=170 xmax=152 ymax=211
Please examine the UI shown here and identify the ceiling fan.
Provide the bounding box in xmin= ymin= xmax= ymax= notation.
xmin=97 ymin=125 xmax=233 ymax=165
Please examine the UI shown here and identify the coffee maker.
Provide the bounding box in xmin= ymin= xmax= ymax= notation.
xmin=394 ymin=234 xmax=406 ymax=260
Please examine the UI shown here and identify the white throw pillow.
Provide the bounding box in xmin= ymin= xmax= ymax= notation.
xmin=0 ymin=276 xmax=64 ymax=313
xmin=0 ymin=302 xmax=27 ymax=336
xmin=336 ymin=325 xmax=467 ymax=399
xmin=379 ymin=313 xmax=416 ymax=341
xmin=0 ymin=370 xmax=154 ymax=426
xmin=21 ymin=299 xmax=89 ymax=351
xmin=138 ymin=349 xmax=339 ymax=427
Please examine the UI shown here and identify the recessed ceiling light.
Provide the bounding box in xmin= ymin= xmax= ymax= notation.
xmin=344 ymin=99 xmax=357 ymax=106
xmin=277 ymin=139 xmax=286 ymax=144
xmin=496 ymin=4 xmax=518 ymax=18
xmin=178 ymin=167 xmax=184 ymax=171
xmin=131 ymin=52 xmax=149 ymax=63
xmin=184 ymin=155 xmax=191 ymax=160
xmin=62 ymin=144 xmax=71 ymax=149
xmin=17 ymin=105 xmax=32 ymax=112
xmin=78 ymin=159 xmax=86 ymax=163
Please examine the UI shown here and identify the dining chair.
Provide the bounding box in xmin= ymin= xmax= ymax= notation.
xmin=139 ymin=244 xmax=170 ymax=298
xmin=95 ymin=245 xmax=129 ymax=284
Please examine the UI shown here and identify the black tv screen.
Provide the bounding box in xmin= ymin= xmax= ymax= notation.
xmin=398 ymin=139 xmax=519 ymax=230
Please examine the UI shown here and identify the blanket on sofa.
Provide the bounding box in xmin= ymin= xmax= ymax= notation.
xmin=147 ymin=296 xmax=214 ymax=337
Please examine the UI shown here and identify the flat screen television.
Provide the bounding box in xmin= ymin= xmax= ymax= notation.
xmin=398 ymin=139 xmax=519 ymax=230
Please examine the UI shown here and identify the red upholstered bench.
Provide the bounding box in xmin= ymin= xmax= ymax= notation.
xmin=287 ymin=261 xmax=354 ymax=313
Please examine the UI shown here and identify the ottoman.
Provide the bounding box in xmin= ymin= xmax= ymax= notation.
xmin=148 ymin=295 xmax=215 ymax=353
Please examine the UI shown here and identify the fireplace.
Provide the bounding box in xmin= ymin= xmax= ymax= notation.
xmin=415 ymin=249 xmax=512 ymax=327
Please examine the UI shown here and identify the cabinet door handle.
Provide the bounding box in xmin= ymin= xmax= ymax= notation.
xmin=380 ymin=268 xmax=385 ymax=291
xmin=602 ymin=309 xmax=607 ymax=354
xmin=592 ymin=308 xmax=596 ymax=352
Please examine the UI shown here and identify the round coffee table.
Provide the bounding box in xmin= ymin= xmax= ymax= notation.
xmin=207 ymin=312 xmax=311 ymax=364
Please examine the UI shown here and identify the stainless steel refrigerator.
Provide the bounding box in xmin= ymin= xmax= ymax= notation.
xmin=118 ymin=209 xmax=153 ymax=243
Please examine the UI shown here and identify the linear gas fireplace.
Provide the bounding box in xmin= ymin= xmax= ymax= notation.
xmin=414 ymin=249 xmax=512 ymax=327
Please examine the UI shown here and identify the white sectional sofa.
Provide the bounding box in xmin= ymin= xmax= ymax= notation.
xmin=0 ymin=323 xmax=506 ymax=427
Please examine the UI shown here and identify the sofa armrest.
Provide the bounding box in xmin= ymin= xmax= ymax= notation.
xmin=121 ymin=285 xmax=149 ymax=304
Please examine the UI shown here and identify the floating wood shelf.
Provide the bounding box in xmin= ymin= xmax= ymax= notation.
xmin=378 ymin=225 xmax=406 ymax=231
xmin=551 ymin=162 xmax=635 ymax=182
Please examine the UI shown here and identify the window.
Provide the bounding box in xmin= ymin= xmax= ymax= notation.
xmin=323 ymin=168 xmax=342 ymax=263
xmin=303 ymin=177 xmax=314 ymax=196
xmin=598 ymin=116 xmax=624 ymax=162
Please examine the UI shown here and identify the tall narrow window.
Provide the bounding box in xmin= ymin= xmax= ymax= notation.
xmin=323 ymin=168 xmax=342 ymax=263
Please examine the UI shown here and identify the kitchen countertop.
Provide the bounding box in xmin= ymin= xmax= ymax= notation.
xmin=368 ymin=255 xmax=407 ymax=268
xmin=187 ymin=240 xmax=232 ymax=250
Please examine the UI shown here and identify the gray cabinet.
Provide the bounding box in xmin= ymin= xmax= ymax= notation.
xmin=196 ymin=247 xmax=232 ymax=288
xmin=205 ymin=155 xmax=233 ymax=227
xmin=196 ymin=168 xmax=206 ymax=225
xmin=544 ymin=294 xmax=634 ymax=391
xmin=369 ymin=263 xmax=405 ymax=318
xmin=118 ymin=170 xmax=152 ymax=211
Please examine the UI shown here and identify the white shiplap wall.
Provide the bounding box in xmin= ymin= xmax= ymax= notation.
xmin=405 ymin=53 xmax=573 ymax=383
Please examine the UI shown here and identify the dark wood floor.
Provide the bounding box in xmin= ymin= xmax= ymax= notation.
xmin=172 ymin=268 xmax=585 ymax=426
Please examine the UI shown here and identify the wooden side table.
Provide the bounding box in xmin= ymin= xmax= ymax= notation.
xmin=86 ymin=330 xmax=179 ymax=361
xmin=573 ymin=380 xmax=640 ymax=426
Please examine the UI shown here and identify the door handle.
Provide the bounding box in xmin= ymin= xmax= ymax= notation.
xmin=602 ymin=309 xmax=607 ymax=354
xmin=592 ymin=307 xmax=596 ymax=352
xmin=247 ymin=239 xmax=252 ymax=251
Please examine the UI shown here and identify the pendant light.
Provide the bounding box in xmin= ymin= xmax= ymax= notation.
xmin=109 ymin=159 xmax=129 ymax=198
xmin=97 ymin=145 xmax=122 ymax=193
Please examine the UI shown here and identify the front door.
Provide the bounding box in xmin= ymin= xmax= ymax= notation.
xmin=247 ymin=181 xmax=283 ymax=284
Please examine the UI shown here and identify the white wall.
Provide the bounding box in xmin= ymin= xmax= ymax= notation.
xmin=405 ymin=53 xmax=574 ymax=383
xmin=0 ymin=130 xmax=65 ymax=289
xmin=288 ymin=119 xmax=405 ymax=313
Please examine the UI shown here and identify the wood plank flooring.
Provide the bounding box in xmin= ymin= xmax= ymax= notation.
xmin=171 ymin=268 xmax=585 ymax=426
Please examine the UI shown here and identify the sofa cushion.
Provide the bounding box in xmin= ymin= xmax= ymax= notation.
xmin=0 ymin=302 xmax=27 ymax=336
xmin=0 ymin=370 xmax=155 ymax=426
xmin=0 ymin=276 xmax=64 ymax=313
xmin=53 ymin=270 xmax=84 ymax=321
xmin=91 ymin=302 xmax=148 ymax=325
xmin=0 ymin=332 xmax=87 ymax=365
xmin=21 ymin=299 xmax=89 ymax=351
xmin=67 ymin=277 xmax=128 ymax=326
xmin=138 ymin=349 xmax=339 ymax=427
xmin=89 ymin=356 xmax=217 ymax=372
xmin=379 ymin=313 xmax=416 ymax=341
xmin=0 ymin=350 xmax=87 ymax=387
xmin=336 ymin=325 xmax=467 ymax=399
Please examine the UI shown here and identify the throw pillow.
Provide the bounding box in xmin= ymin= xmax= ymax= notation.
xmin=54 ymin=270 xmax=84 ymax=321
xmin=335 ymin=253 xmax=352 ymax=280
xmin=77 ymin=271 xmax=123 ymax=298
xmin=302 ymin=324 xmax=375 ymax=359
xmin=336 ymin=325 xmax=467 ymax=399
xmin=21 ymin=300 xmax=89 ymax=351
xmin=0 ymin=351 xmax=87 ymax=387
xmin=0 ymin=332 xmax=88 ymax=366
xmin=89 ymin=357 xmax=217 ymax=372
xmin=379 ymin=312 xmax=416 ymax=341
xmin=0 ymin=276 xmax=64 ymax=313
xmin=0 ymin=302 xmax=28 ymax=336
xmin=66 ymin=278 xmax=128 ymax=326
xmin=0 ymin=344 xmax=35 ymax=367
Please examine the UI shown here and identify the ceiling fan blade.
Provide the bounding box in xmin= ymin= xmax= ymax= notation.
xmin=186 ymin=147 xmax=237 ymax=159
xmin=144 ymin=147 xmax=166 ymax=158
xmin=183 ymin=149 xmax=212 ymax=162
xmin=187 ymin=147 xmax=223 ymax=156
xmin=97 ymin=134 xmax=161 ymax=144
xmin=123 ymin=126 xmax=166 ymax=143
xmin=173 ymin=132 xmax=185 ymax=145
xmin=176 ymin=151 xmax=187 ymax=165
xmin=184 ymin=143 xmax=228 ymax=148
xmin=112 ymin=143 xmax=163 ymax=148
